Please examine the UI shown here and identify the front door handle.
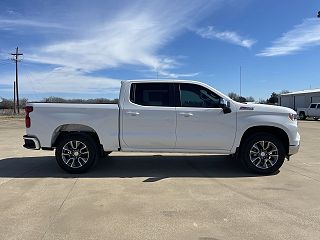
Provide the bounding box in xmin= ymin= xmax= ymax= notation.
xmin=126 ymin=111 xmax=140 ymax=116
xmin=179 ymin=112 xmax=193 ymax=117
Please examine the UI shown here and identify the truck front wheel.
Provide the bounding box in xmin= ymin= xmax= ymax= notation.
xmin=240 ymin=133 xmax=285 ymax=175
xmin=55 ymin=133 xmax=98 ymax=173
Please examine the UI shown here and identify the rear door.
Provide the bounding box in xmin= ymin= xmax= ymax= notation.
xmin=121 ymin=82 xmax=176 ymax=149
xmin=175 ymin=83 xmax=237 ymax=151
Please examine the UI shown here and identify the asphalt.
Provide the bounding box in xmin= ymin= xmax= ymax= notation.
xmin=0 ymin=116 xmax=319 ymax=240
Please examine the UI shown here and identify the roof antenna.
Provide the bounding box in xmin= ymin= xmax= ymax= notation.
xmin=156 ymin=67 xmax=159 ymax=80
xmin=239 ymin=66 xmax=242 ymax=97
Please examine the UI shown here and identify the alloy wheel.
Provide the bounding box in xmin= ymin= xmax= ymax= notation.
xmin=249 ymin=141 xmax=279 ymax=169
xmin=61 ymin=140 xmax=90 ymax=168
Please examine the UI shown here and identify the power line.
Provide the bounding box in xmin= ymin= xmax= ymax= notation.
xmin=11 ymin=47 xmax=23 ymax=114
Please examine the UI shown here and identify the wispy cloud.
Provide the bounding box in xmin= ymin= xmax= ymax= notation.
xmin=195 ymin=26 xmax=256 ymax=48
xmin=0 ymin=19 xmax=67 ymax=30
xmin=0 ymin=67 xmax=121 ymax=95
xmin=23 ymin=1 xmax=218 ymax=79
xmin=1 ymin=0 xmax=225 ymax=99
xmin=156 ymin=70 xmax=199 ymax=79
xmin=257 ymin=18 xmax=320 ymax=57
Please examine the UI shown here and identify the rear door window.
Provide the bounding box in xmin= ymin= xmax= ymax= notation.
xmin=130 ymin=83 xmax=174 ymax=107
xmin=310 ymin=104 xmax=317 ymax=108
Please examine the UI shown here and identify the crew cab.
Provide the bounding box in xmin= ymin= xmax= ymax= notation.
xmin=297 ymin=103 xmax=320 ymax=120
xmin=23 ymin=80 xmax=300 ymax=174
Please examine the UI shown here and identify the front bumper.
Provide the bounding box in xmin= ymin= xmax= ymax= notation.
xmin=288 ymin=132 xmax=300 ymax=155
xmin=288 ymin=143 xmax=300 ymax=155
xmin=23 ymin=135 xmax=40 ymax=150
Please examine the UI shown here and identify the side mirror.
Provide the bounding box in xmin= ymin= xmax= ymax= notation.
xmin=220 ymin=98 xmax=232 ymax=114
xmin=220 ymin=98 xmax=227 ymax=108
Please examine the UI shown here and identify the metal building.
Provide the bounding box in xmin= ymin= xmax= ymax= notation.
xmin=279 ymin=89 xmax=320 ymax=110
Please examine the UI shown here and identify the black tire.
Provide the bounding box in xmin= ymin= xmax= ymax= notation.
xmin=314 ymin=117 xmax=319 ymax=121
xmin=240 ymin=133 xmax=285 ymax=175
xmin=102 ymin=151 xmax=112 ymax=158
xmin=299 ymin=112 xmax=306 ymax=120
xmin=55 ymin=133 xmax=98 ymax=173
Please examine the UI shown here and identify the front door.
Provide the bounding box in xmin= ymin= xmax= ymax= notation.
xmin=315 ymin=104 xmax=320 ymax=117
xmin=308 ymin=103 xmax=317 ymax=117
xmin=175 ymin=83 xmax=237 ymax=151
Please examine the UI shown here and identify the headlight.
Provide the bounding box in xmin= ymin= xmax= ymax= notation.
xmin=288 ymin=113 xmax=297 ymax=121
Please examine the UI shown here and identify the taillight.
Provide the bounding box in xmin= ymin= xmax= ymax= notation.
xmin=25 ymin=106 xmax=33 ymax=128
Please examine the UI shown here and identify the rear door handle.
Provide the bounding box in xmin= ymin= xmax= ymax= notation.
xmin=126 ymin=111 xmax=140 ymax=116
xmin=179 ymin=112 xmax=193 ymax=117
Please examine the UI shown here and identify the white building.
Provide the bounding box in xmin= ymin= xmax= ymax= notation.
xmin=279 ymin=89 xmax=320 ymax=110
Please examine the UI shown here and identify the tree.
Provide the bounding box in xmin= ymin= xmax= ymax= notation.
xmin=267 ymin=92 xmax=278 ymax=104
xmin=280 ymin=90 xmax=290 ymax=94
xmin=246 ymin=96 xmax=255 ymax=102
xmin=258 ymin=98 xmax=267 ymax=104
xmin=0 ymin=98 xmax=28 ymax=109
xmin=228 ymin=92 xmax=255 ymax=103
xmin=228 ymin=92 xmax=239 ymax=101
xmin=262 ymin=90 xmax=290 ymax=105
xmin=41 ymin=97 xmax=118 ymax=104
xmin=238 ymin=96 xmax=247 ymax=103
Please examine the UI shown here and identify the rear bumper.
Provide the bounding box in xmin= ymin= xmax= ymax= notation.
xmin=23 ymin=135 xmax=40 ymax=150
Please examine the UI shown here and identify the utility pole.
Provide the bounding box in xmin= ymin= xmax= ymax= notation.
xmin=13 ymin=81 xmax=16 ymax=114
xmin=11 ymin=47 xmax=23 ymax=114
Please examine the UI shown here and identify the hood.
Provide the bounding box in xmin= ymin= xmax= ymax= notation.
xmin=236 ymin=103 xmax=296 ymax=114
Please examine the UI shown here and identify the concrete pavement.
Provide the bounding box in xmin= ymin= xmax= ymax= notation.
xmin=0 ymin=117 xmax=319 ymax=240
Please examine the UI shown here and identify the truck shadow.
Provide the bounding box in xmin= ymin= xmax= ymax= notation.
xmin=0 ymin=155 xmax=277 ymax=180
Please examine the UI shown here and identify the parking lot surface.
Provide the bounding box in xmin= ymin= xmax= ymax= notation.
xmin=0 ymin=117 xmax=319 ymax=240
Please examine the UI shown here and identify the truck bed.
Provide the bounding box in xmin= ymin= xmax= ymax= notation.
xmin=26 ymin=103 xmax=120 ymax=150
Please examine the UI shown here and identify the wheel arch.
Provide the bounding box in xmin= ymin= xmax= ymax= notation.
xmin=240 ymin=126 xmax=289 ymax=154
xmin=51 ymin=124 xmax=101 ymax=149
xmin=298 ymin=111 xmax=307 ymax=120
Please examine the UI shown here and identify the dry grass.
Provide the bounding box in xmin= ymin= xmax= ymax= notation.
xmin=0 ymin=109 xmax=24 ymax=119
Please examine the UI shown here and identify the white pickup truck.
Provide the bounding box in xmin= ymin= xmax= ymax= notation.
xmin=297 ymin=103 xmax=320 ymax=120
xmin=23 ymin=80 xmax=300 ymax=174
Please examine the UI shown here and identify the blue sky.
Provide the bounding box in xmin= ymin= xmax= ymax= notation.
xmin=0 ymin=0 xmax=319 ymax=101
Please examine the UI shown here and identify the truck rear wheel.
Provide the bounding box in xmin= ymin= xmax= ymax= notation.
xmin=55 ymin=133 xmax=98 ymax=173
xmin=299 ymin=112 xmax=306 ymax=120
xmin=240 ymin=133 xmax=285 ymax=175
